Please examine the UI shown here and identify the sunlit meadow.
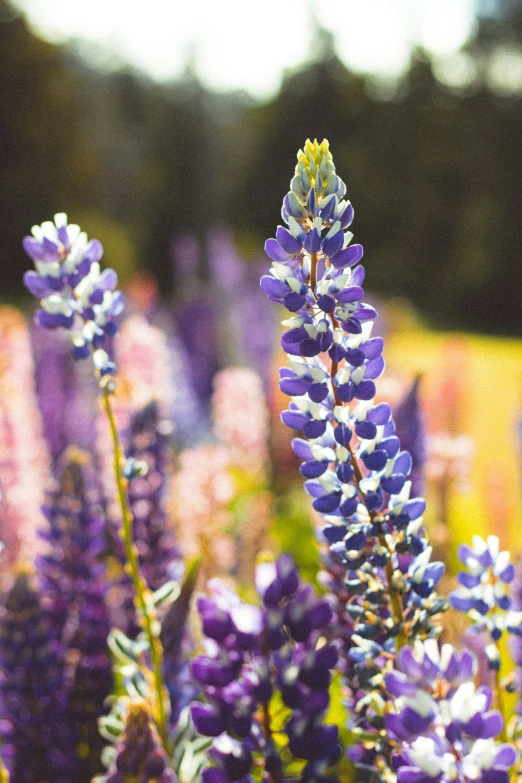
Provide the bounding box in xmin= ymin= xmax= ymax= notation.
xmin=0 ymin=135 xmax=520 ymax=783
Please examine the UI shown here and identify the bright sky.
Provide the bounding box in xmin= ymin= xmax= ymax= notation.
xmin=12 ymin=0 xmax=477 ymax=99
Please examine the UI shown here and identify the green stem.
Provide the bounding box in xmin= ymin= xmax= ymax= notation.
xmin=101 ymin=385 xmax=169 ymax=749
xmin=494 ymin=642 xmax=508 ymax=743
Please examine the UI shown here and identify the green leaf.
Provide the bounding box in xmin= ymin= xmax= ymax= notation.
xmin=152 ymin=579 xmax=181 ymax=608
xmin=108 ymin=628 xmax=139 ymax=665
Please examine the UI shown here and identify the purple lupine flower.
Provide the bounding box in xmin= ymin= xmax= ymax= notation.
xmin=261 ymin=139 xmax=445 ymax=775
xmin=237 ymin=261 xmax=278 ymax=394
xmin=126 ymin=402 xmax=182 ymax=592
xmin=100 ymin=701 xmax=177 ymax=782
xmin=0 ymin=572 xmax=75 ymax=783
xmin=114 ymin=401 xmax=182 ymax=639
xmin=450 ymin=535 xmax=522 ymax=641
xmin=36 ymin=448 xmax=113 ymax=780
xmin=208 ymin=228 xmax=277 ymax=391
xmin=385 ymin=640 xmax=516 ymax=783
xmin=261 ymin=138 xmax=440 ymax=581
xmin=23 ymin=213 xmax=123 ymax=372
xmin=67 ymin=581 xmax=114 ymax=782
xmin=172 ymin=234 xmax=219 ymax=407
xmin=393 ymin=376 xmax=426 ymax=499
xmin=31 ymin=327 xmax=98 ymax=464
xmin=190 ymin=555 xmax=340 ymax=782
xmin=37 ymin=447 xmax=109 ymax=637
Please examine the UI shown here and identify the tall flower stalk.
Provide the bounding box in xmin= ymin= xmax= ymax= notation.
xmin=23 ymin=213 xmax=169 ymax=749
xmin=261 ymin=140 xmax=446 ymax=773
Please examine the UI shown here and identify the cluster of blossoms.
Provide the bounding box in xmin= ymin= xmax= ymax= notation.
xmin=22 ymin=215 xmax=177 ymax=772
xmin=385 ymin=641 xmax=515 ymax=783
xmin=23 ymin=213 xmax=123 ymax=372
xmin=190 ymin=555 xmax=340 ymax=782
xmin=450 ymin=535 xmax=522 ymax=643
xmin=261 ymin=140 xmax=446 ymax=771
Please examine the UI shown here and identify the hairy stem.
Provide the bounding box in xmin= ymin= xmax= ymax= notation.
xmin=102 ymin=385 xmax=169 ymax=749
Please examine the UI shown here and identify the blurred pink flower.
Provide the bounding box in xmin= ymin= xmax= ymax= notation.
xmin=212 ymin=367 xmax=269 ymax=474
xmin=170 ymin=445 xmax=234 ymax=579
xmin=0 ymin=307 xmax=50 ymax=576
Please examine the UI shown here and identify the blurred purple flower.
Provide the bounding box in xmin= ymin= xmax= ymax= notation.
xmin=36 ymin=448 xmax=113 ymax=780
xmin=126 ymin=401 xmax=182 ymax=592
xmin=31 ymin=327 xmax=98 ymax=463
xmin=394 ymin=376 xmax=426 ymax=498
xmin=0 ymin=573 xmax=74 ymax=782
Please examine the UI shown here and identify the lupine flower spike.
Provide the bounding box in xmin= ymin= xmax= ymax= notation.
xmin=261 ymin=139 xmax=447 ymax=775
xmin=23 ymin=213 xmax=122 ymax=373
xmin=37 ymin=448 xmax=113 ymax=782
xmin=24 ymin=216 xmax=170 ymax=750
xmin=0 ymin=572 xmax=74 ymax=782
xmin=450 ymin=535 xmax=522 ymax=737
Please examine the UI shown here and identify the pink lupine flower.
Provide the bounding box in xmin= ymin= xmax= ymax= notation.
xmin=170 ymin=445 xmax=235 ymax=579
xmin=212 ymin=367 xmax=269 ymax=474
xmin=0 ymin=307 xmax=50 ymax=576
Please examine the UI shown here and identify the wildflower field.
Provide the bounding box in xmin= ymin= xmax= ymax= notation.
xmin=1 ymin=139 xmax=522 ymax=783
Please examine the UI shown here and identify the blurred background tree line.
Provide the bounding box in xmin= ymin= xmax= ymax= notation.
xmin=1 ymin=0 xmax=522 ymax=335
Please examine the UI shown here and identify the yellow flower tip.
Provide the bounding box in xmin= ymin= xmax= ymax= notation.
xmin=295 ymin=139 xmax=335 ymax=193
xmin=13 ymin=563 xmax=35 ymax=580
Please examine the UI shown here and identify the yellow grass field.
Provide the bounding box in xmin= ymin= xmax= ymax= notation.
xmin=384 ymin=325 xmax=522 ymax=567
